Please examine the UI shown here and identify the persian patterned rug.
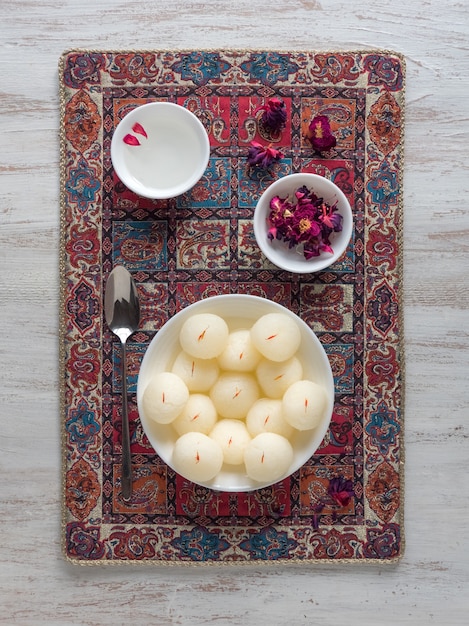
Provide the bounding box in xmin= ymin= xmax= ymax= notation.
xmin=59 ymin=49 xmax=405 ymax=564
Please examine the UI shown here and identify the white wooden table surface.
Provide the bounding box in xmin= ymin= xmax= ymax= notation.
xmin=1 ymin=1 xmax=468 ymax=624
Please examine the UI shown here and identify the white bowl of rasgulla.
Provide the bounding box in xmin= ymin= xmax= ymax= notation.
xmin=137 ymin=294 xmax=334 ymax=492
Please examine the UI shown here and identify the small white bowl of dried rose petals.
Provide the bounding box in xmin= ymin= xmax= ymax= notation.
xmin=253 ymin=173 xmax=353 ymax=273
xmin=111 ymin=102 xmax=210 ymax=199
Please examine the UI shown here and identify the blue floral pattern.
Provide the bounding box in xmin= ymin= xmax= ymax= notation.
xmin=367 ymin=160 xmax=399 ymax=215
xmin=65 ymin=157 xmax=100 ymax=211
xmin=172 ymin=526 xmax=230 ymax=561
xmin=366 ymin=401 xmax=400 ymax=455
xmin=66 ymin=399 xmax=100 ymax=454
xmin=239 ymin=527 xmax=297 ymax=560
xmin=170 ymin=51 xmax=231 ymax=85
xmin=240 ymin=52 xmax=300 ymax=85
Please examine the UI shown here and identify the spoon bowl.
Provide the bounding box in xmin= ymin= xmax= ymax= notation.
xmin=104 ymin=265 xmax=140 ymax=501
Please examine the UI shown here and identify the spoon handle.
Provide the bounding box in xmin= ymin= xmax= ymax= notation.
xmin=120 ymin=340 xmax=133 ymax=501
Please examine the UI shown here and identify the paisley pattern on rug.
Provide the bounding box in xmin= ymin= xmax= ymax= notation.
xmin=60 ymin=49 xmax=405 ymax=564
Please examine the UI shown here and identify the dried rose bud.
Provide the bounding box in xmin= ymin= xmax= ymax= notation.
xmin=328 ymin=476 xmax=354 ymax=507
xmin=305 ymin=115 xmax=337 ymax=152
xmin=247 ymin=141 xmax=283 ymax=168
xmin=258 ymin=97 xmax=287 ymax=134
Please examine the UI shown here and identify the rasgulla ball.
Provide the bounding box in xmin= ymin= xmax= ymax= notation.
xmin=209 ymin=419 xmax=252 ymax=465
xmin=172 ymin=393 xmax=218 ymax=436
xmin=256 ymin=355 xmax=303 ymax=399
xmin=246 ymin=398 xmax=293 ymax=439
xmin=142 ymin=372 xmax=189 ymax=424
xmin=179 ymin=313 xmax=229 ymax=359
xmin=171 ymin=350 xmax=219 ymax=392
xmin=209 ymin=372 xmax=260 ymax=419
xmin=172 ymin=432 xmax=223 ymax=483
xmin=243 ymin=432 xmax=293 ymax=483
xmin=282 ymin=380 xmax=328 ymax=431
xmin=217 ymin=329 xmax=262 ymax=372
xmin=250 ymin=313 xmax=301 ymax=362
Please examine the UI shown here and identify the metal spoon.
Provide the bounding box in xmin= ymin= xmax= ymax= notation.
xmin=104 ymin=265 xmax=140 ymax=501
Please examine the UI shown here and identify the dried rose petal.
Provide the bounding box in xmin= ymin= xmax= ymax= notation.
xmin=132 ymin=122 xmax=148 ymax=138
xmin=319 ymin=205 xmax=343 ymax=231
xmin=305 ymin=115 xmax=337 ymax=152
xmin=303 ymin=243 xmax=321 ymax=259
xmin=257 ymin=97 xmax=287 ymax=134
xmin=267 ymin=226 xmax=278 ymax=241
xmin=123 ymin=134 xmax=140 ymax=146
xmin=247 ymin=141 xmax=283 ymax=168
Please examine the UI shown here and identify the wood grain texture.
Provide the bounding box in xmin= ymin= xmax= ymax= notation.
xmin=0 ymin=0 xmax=468 ymax=624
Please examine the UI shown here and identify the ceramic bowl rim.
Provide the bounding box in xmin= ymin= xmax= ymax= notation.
xmin=253 ymin=172 xmax=353 ymax=273
xmin=136 ymin=294 xmax=335 ymax=492
xmin=110 ymin=101 xmax=210 ymax=199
